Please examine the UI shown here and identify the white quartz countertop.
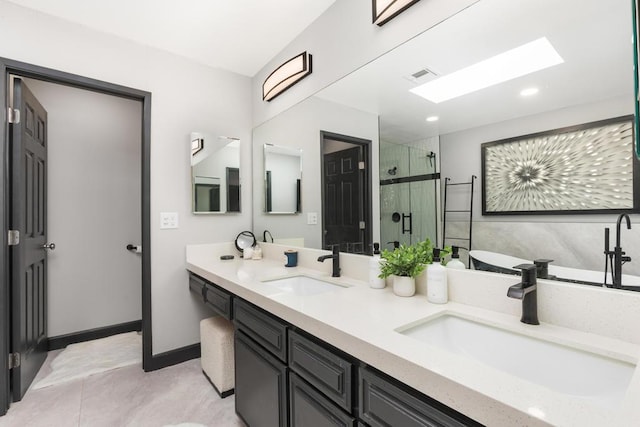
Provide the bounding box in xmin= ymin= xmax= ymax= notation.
xmin=186 ymin=243 xmax=640 ymax=427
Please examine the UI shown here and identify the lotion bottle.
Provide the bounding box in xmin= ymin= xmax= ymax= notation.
xmin=369 ymin=243 xmax=386 ymax=289
xmin=446 ymin=246 xmax=466 ymax=270
xmin=427 ymin=248 xmax=448 ymax=304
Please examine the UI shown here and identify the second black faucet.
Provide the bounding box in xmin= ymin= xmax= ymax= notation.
xmin=317 ymin=245 xmax=341 ymax=277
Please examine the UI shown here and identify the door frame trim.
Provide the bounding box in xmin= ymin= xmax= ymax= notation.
xmin=320 ymin=131 xmax=373 ymax=253
xmin=0 ymin=57 xmax=152 ymax=414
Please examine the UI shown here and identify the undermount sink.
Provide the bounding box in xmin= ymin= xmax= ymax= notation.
xmin=261 ymin=275 xmax=349 ymax=296
xmin=397 ymin=314 xmax=636 ymax=406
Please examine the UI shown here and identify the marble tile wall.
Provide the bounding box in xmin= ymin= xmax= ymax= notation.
xmin=447 ymin=220 xmax=640 ymax=277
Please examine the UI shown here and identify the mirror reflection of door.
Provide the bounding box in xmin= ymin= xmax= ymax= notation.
xmin=321 ymin=132 xmax=372 ymax=254
xmin=190 ymin=133 xmax=241 ymax=214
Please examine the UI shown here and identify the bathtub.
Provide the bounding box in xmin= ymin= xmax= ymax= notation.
xmin=469 ymin=250 xmax=640 ymax=290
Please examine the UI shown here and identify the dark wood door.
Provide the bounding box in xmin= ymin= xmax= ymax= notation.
xmin=10 ymin=79 xmax=48 ymax=401
xmin=323 ymin=147 xmax=363 ymax=252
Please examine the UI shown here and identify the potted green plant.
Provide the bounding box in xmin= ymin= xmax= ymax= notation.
xmin=379 ymin=244 xmax=426 ymax=297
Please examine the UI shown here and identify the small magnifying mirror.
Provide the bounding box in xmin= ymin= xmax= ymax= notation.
xmin=235 ymin=231 xmax=256 ymax=254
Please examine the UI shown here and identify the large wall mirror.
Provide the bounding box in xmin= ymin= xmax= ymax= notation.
xmin=263 ymin=144 xmax=302 ymax=214
xmin=191 ymin=132 xmax=241 ymax=214
xmin=252 ymin=0 xmax=640 ymax=286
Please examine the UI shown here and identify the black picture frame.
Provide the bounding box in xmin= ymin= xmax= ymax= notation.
xmin=481 ymin=115 xmax=640 ymax=215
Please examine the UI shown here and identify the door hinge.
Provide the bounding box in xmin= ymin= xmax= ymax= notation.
xmin=359 ymin=221 xmax=366 ymax=230
xmin=7 ymin=108 xmax=20 ymax=124
xmin=358 ymin=161 xmax=365 ymax=170
xmin=8 ymin=230 xmax=19 ymax=246
xmin=8 ymin=353 xmax=20 ymax=369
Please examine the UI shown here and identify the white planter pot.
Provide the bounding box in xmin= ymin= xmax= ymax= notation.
xmin=392 ymin=275 xmax=415 ymax=297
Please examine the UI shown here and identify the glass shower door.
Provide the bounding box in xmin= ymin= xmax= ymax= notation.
xmin=380 ymin=142 xmax=438 ymax=250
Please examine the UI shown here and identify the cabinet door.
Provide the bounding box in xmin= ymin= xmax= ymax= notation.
xmin=188 ymin=272 xmax=206 ymax=301
xmin=235 ymin=331 xmax=288 ymax=427
xmin=290 ymin=372 xmax=356 ymax=427
xmin=359 ymin=367 xmax=473 ymax=427
xmin=289 ymin=329 xmax=353 ymax=412
xmin=204 ymin=283 xmax=233 ymax=319
xmin=234 ymin=298 xmax=288 ymax=362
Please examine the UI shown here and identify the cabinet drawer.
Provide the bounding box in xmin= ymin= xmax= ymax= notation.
xmin=188 ymin=272 xmax=206 ymax=301
xmin=204 ymin=283 xmax=233 ymax=320
xmin=290 ymin=372 xmax=356 ymax=427
xmin=359 ymin=367 xmax=476 ymax=427
xmin=289 ymin=329 xmax=353 ymax=413
xmin=233 ymin=299 xmax=288 ymax=362
xmin=235 ymin=331 xmax=288 ymax=427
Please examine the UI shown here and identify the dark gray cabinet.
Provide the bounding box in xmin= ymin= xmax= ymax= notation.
xmin=235 ymin=330 xmax=288 ymax=427
xmin=187 ymin=269 xmax=480 ymax=426
xmin=288 ymin=329 xmax=353 ymax=412
xmin=188 ymin=272 xmax=207 ymax=299
xmin=188 ymin=272 xmax=233 ymax=319
xmin=290 ymin=372 xmax=356 ymax=427
xmin=233 ymin=299 xmax=290 ymax=427
xmin=203 ymin=283 xmax=232 ymax=319
xmin=234 ymin=298 xmax=288 ymax=362
xmin=359 ymin=367 xmax=479 ymax=427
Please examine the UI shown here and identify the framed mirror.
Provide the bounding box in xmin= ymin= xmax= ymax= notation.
xmin=190 ymin=132 xmax=241 ymax=214
xmin=263 ymin=143 xmax=302 ymax=214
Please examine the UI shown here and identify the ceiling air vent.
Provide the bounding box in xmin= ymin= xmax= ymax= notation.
xmin=404 ymin=67 xmax=439 ymax=84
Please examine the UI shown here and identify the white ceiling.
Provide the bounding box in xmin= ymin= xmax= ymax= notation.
xmin=317 ymin=0 xmax=634 ymax=144
xmin=4 ymin=0 xmax=336 ymax=77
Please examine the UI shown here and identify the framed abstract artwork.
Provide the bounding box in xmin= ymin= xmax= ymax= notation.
xmin=481 ymin=115 xmax=639 ymax=215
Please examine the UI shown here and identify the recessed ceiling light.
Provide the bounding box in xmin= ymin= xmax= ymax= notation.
xmin=410 ymin=37 xmax=563 ymax=103
xmin=426 ymin=116 xmax=439 ymax=122
xmin=520 ymin=87 xmax=539 ymax=97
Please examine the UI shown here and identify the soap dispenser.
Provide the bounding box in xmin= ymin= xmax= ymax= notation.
xmin=427 ymin=248 xmax=448 ymax=304
xmin=369 ymin=243 xmax=386 ymax=289
xmin=446 ymin=246 xmax=466 ymax=270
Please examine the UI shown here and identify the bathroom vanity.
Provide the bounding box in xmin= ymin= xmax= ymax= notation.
xmin=187 ymin=242 xmax=640 ymax=427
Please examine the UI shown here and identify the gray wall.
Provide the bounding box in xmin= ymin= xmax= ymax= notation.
xmin=440 ymin=96 xmax=640 ymax=274
xmin=25 ymin=79 xmax=142 ymax=336
xmin=0 ymin=0 xmax=253 ymax=354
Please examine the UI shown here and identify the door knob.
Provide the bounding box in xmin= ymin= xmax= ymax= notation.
xmin=42 ymin=243 xmax=56 ymax=250
xmin=126 ymin=244 xmax=142 ymax=253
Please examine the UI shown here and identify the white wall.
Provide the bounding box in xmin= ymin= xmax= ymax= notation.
xmin=24 ymin=78 xmax=143 ymax=337
xmin=265 ymin=152 xmax=300 ymax=212
xmin=440 ymin=96 xmax=640 ymax=274
xmin=251 ymin=0 xmax=478 ymax=126
xmin=253 ymin=96 xmax=379 ymax=249
xmin=0 ymin=0 xmax=253 ymax=354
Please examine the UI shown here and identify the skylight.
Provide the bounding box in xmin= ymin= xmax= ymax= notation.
xmin=410 ymin=37 xmax=563 ymax=103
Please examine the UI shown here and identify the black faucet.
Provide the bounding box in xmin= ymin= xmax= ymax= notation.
xmin=507 ymin=264 xmax=539 ymax=325
xmin=263 ymin=230 xmax=274 ymax=243
xmin=318 ymin=245 xmax=340 ymax=277
xmin=612 ymin=214 xmax=632 ymax=288
xmin=533 ymin=259 xmax=555 ymax=280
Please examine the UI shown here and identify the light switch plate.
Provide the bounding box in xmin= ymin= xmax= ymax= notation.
xmin=307 ymin=212 xmax=318 ymax=225
xmin=160 ymin=212 xmax=179 ymax=229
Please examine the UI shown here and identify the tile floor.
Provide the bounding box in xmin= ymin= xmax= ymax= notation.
xmin=0 ymin=350 xmax=244 ymax=427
